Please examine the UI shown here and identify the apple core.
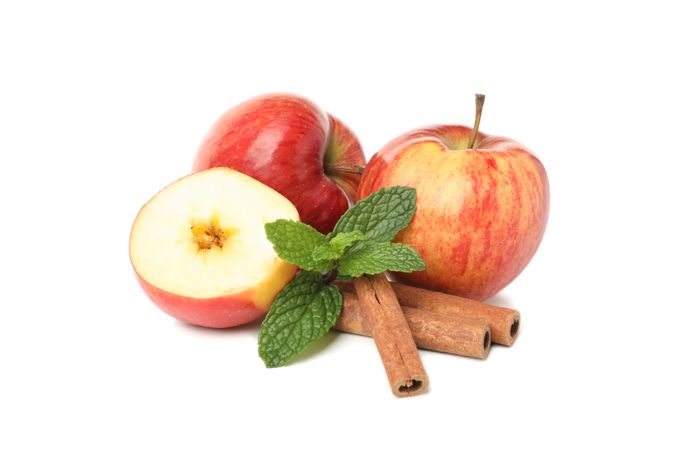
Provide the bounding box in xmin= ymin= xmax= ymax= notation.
xmin=190 ymin=219 xmax=236 ymax=251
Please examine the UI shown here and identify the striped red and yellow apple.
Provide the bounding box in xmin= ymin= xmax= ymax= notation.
xmin=129 ymin=168 xmax=299 ymax=328
xmin=358 ymin=99 xmax=549 ymax=300
xmin=194 ymin=93 xmax=366 ymax=234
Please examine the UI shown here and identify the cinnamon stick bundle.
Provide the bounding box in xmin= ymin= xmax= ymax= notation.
xmin=338 ymin=281 xmax=520 ymax=346
xmin=334 ymin=291 xmax=491 ymax=359
xmin=391 ymin=283 xmax=520 ymax=346
xmin=352 ymin=274 xmax=429 ymax=397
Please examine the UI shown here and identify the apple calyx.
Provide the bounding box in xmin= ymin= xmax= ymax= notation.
xmin=468 ymin=93 xmax=486 ymax=149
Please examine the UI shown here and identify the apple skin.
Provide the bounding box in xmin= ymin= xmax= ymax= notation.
xmin=133 ymin=264 xmax=297 ymax=328
xmin=358 ymin=125 xmax=549 ymax=300
xmin=193 ymin=93 xmax=366 ymax=234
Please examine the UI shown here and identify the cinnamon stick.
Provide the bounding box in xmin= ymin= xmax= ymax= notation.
xmin=334 ymin=291 xmax=491 ymax=359
xmin=338 ymin=281 xmax=520 ymax=346
xmin=352 ymin=274 xmax=429 ymax=397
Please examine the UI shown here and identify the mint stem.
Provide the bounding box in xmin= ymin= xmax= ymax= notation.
xmin=322 ymin=268 xmax=338 ymax=285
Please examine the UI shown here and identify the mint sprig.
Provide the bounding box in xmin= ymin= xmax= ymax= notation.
xmin=312 ymin=231 xmax=366 ymax=262
xmin=337 ymin=242 xmax=425 ymax=277
xmin=330 ymin=186 xmax=416 ymax=243
xmin=258 ymin=272 xmax=342 ymax=368
xmin=264 ymin=220 xmax=333 ymax=272
xmin=258 ymin=186 xmax=425 ymax=368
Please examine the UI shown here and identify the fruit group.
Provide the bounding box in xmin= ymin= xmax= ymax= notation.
xmin=193 ymin=93 xmax=366 ymax=234
xmin=358 ymin=105 xmax=549 ymax=300
xmin=129 ymin=168 xmax=299 ymax=327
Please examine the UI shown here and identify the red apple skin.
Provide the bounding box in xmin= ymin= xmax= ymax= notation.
xmin=133 ymin=267 xmax=297 ymax=328
xmin=358 ymin=125 xmax=549 ymax=301
xmin=193 ymin=94 xmax=366 ymax=234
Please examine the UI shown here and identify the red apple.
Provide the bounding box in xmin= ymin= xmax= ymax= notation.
xmin=129 ymin=168 xmax=300 ymax=328
xmin=193 ymin=93 xmax=366 ymax=234
xmin=358 ymin=96 xmax=549 ymax=300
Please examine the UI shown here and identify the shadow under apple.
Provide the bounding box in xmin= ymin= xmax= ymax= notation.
xmin=484 ymin=291 xmax=517 ymax=309
xmin=173 ymin=317 xmax=263 ymax=337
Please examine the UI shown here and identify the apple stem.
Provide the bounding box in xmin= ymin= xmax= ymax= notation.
xmin=468 ymin=93 xmax=485 ymax=150
xmin=325 ymin=163 xmax=365 ymax=176
xmin=322 ymin=268 xmax=338 ymax=285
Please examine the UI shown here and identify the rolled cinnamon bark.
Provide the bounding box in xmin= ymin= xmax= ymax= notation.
xmin=352 ymin=274 xmax=429 ymax=397
xmin=337 ymin=281 xmax=520 ymax=346
xmin=334 ymin=291 xmax=491 ymax=359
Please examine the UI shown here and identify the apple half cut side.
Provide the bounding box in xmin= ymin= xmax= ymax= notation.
xmin=129 ymin=167 xmax=299 ymax=328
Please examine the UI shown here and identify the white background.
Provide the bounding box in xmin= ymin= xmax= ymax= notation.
xmin=1 ymin=1 xmax=673 ymax=448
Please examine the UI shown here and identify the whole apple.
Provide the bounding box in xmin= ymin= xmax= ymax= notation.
xmin=358 ymin=96 xmax=549 ymax=300
xmin=193 ymin=93 xmax=366 ymax=234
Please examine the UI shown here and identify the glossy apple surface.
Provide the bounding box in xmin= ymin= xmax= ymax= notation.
xmin=129 ymin=168 xmax=299 ymax=327
xmin=358 ymin=125 xmax=549 ymax=300
xmin=193 ymin=93 xmax=366 ymax=234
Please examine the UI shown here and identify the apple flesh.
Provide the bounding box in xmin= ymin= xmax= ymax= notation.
xmin=193 ymin=93 xmax=366 ymax=234
xmin=129 ymin=168 xmax=299 ymax=327
xmin=358 ymin=125 xmax=549 ymax=300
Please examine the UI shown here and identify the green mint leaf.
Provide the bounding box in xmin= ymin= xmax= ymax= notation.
xmin=330 ymin=186 xmax=416 ymax=243
xmin=311 ymin=231 xmax=366 ymax=263
xmin=258 ymin=271 xmax=343 ymax=368
xmin=264 ymin=220 xmax=333 ymax=272
xmin=328 ymin=230 xmax=367 ymax=254
xmin=337 ymin=242 xmax=425 ymax=278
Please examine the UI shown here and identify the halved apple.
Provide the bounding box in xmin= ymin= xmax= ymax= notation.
xmin=129 ymin=168 xmax=299 ymax=328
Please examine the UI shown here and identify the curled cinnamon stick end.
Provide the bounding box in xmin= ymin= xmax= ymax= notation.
xmin=335 ymin=292 xmax=491 ymax=359
xmin=352 ymin=274 xmax=429 ymax=397
xmin=338 ymin=281 xmax=520 ymax=346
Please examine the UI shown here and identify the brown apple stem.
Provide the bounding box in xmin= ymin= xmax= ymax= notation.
xmin=468 ymin=93 xmax=486 ymax=149
xmin=325 ymin=163 xmax=365 ymax=175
